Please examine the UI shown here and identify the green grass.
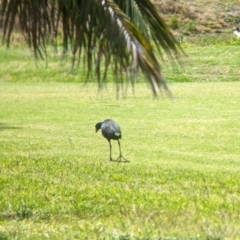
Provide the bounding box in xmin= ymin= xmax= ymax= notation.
xmin=1 ymin=37 xmax=240 ymax=85
xmin=1 ymin=82 xmax=240 ymax=239
xmin=0 ymin=43 xmax=240 ymax=239
xmin=162 ymin=40 xmax=240 ymax=83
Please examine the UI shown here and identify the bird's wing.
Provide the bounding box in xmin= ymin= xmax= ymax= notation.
xmin=109 ymin=124 xmax=121 ymax=136
xmin=102 ymin=120 xmax=122 ymax=138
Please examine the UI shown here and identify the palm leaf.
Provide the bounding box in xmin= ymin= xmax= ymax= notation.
xmin=0 ymin=0 xmax=184 ymax=96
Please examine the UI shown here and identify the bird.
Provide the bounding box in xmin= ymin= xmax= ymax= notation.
xmin=233 ymin=27 xmax=240 ymax=38
xmin=95 ymin=119 xmax=128 ymax=162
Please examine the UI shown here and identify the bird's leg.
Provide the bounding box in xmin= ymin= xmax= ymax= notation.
xmin=116 ymin=140 xmax=128 ymax=162
xmin=108 ymin=140 xmax=113 ymax=161
xmin=118 ymin=140 xmax=123 ymax=157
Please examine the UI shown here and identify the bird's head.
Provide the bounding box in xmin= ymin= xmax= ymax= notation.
xmin=95 ymin=122 xmax=102 ymax=133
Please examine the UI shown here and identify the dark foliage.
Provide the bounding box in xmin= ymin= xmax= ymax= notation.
xmin=0 ymin=0 xmax=184 ymax=96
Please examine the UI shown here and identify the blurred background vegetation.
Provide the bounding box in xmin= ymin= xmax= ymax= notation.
xmin=151 ymin=0 xmax=240 ymax=37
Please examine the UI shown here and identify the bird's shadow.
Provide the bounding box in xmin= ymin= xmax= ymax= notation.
xmin=110 ymin=159 xmax=130 ymax=163
xmin=110 ymin=157 xmax=130 ymax=163
xmin=0 ymin=122 xmax=22 ymax=132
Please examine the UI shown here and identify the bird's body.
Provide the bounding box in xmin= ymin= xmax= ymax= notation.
xmin=234 ymin=27 xmax=240 ymax=38
xmin=101 ymin=119 xmax=122 ymax=141
xmin=95 ymin=119 xmax=128 ymax=162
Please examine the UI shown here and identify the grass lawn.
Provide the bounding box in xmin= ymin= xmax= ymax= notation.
xmin=0 ymin=43 xmax=240 ymax=239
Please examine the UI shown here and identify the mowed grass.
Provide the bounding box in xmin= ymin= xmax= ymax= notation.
xmin=1 ymin=81 xmax=240 ymax=239
xmin=0 ymin=43 xmax=240 ymax=239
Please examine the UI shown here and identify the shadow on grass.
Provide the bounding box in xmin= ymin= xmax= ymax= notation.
xmin=0 ymin=233 xmax=10 ymax=240
xmin=111 ymin=158 xmax=130 ymax=163
xmin=0 ymin=213 xmax=18 ymax=221
xmin=0 ymin=122 xmax=21 ymax=132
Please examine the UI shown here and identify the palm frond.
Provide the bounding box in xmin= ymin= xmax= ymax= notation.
xmin=99 ymin=0 xmax=174 ymax=96
xmin=0 ymin=0 xmax=184 ymax=97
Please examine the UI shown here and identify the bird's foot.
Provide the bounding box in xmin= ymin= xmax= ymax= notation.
xmin=115 ymin=154 xmax=129 ymax=163
xmin=109 ymin=155 xmax=129 ymax=162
